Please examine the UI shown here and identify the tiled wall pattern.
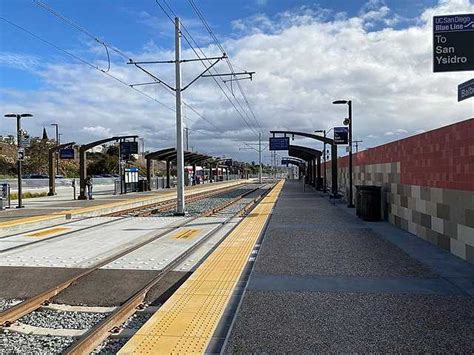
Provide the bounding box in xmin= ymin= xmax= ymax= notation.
xmin=324 ymin=118 xmax=474 ymax=263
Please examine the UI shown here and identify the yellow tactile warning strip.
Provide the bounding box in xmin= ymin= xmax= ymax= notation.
xmin=25 ymin=226 xmax=71 ymax=238
xmin=173 ymin=229 xmax=200 ymax=240
xmin=118 ymin=180 xmax=284 ymax=355
xmin=0 ymin=181 xmax=243 ymax=229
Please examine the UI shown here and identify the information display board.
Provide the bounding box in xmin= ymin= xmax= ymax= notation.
xmin=59 ymin=148 xmax=75 ymax=160
xmin=120 ymin=141 xmax=139 ymax=159
xmin=269 ymin=137 xmax=289 ymax=151
xmin=433 ymin=14 xmax=474 ymax=72
xmin=333 ymin=127 xmax=349 ymax=145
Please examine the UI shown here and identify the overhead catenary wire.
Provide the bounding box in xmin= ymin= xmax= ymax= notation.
xmin=0 ymin=16 xmax=177 ymax=114
xmin=34 ymin=0 xmax=223 ymax=134
xmin=187 ymin=0 xmax=262 ymax=132
xmin=156 ymin=0 xmax=261 ymax=138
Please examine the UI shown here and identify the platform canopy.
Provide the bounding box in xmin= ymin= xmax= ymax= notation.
xmin=145 ymin=147 xmax=212 ymax=164
xmin=288 ymin=145 xmax=321 ymax=162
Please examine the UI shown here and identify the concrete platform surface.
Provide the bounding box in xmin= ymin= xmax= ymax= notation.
xmin=225 ymin=180 xmax=474 ymax=353
xmin=0 ymin=180 xmax=243 ymax=236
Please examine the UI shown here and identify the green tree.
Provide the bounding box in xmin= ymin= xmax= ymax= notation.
xmin=24 ymin=138 xmax=54 ymax=174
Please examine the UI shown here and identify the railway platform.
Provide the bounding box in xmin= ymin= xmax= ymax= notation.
xmin=0 ymin=180 xmax=244 ymax=237
xmin=119 ymin=179 xmax=473 ymax=353
xmin=225 ymin=179 xmax=474 ymax=353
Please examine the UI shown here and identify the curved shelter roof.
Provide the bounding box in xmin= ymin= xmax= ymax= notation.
xmin=281 ymin=157 xmax=306 ymax=167
xmin=145 ymin=148 xmax=212 ymax=164
xmin=288 ymin=145 xmax=321 ymax=162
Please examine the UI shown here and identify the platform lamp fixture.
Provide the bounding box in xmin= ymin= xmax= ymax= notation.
xmin=4 ymin=113 xmax=34 ymax=208
xmin=332 ymin=99 xmax=354 ymax=208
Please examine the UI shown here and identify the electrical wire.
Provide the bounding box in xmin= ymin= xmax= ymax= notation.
xmin=156 ymin=0 xmax=261 ymax=137
xmin=29 ymin=1 xmax=224 ymax=134
xmin=188 ymin=0 xmax=262 ymax=131
xmin=0 ymin=16 xmax=175 ymax=113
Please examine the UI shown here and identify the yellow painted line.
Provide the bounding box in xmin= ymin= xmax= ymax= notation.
xmin=0 ymin=181 xmax=244 ymax=229
xmin=118 ymin=180 xmax=284 ymax=355
xmin=173 ymin=229 xmax=200 ymax=240
xmin=26 ymin=226 xmax=71 ymax=238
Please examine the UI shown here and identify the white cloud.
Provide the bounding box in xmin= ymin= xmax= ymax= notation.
xmin=1 ymin=0 xmax=474 ymax=164
xmin=83 ymin=126 xmax=113 ymax=138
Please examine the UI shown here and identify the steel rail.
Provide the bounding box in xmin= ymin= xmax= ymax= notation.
xmin=64 ymin=184 xmax=274 ymax=355
xmin=0 ymin=184 xmax=262 ymax=326
xmin=0 ymin=183 xmax=244 ymax=253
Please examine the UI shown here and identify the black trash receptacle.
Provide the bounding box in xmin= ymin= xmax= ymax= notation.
xmin=356 ymin=185 xmax=381 ymax=221
xmin=138 ymin=179 xmax=148 ymax=192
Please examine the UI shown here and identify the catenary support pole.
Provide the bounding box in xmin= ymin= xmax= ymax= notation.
xmin=258 ymin=132 xmax=262 ymax=183
xmin=175 ymin=17 xmax=185 ymax=215
xmin=348 ymin=100 xmax=354 ymax=207
xmin=16 ymin=116 xmax=23 ymax=208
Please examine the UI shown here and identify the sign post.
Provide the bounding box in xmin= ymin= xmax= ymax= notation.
xmin=433 ymin=14 xmax=474 ymax=72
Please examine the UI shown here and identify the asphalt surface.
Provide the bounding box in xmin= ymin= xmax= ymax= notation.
xmin=225 ymin=179 xmax=474 ymax=353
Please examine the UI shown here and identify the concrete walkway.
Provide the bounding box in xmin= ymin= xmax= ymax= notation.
xmin=225 ymin=179 xmax=473 ymax=353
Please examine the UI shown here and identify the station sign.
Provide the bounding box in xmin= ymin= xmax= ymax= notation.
xmin=433 ymin=14 xmax=474 ymax=72
xmin=458 ymin=78 xmax=474 ymax=101
xmin=333 ymin=127 xmax=348 ymax=145
xmin=120 ymin=141 xmax=138 ymax=158
xmin=59 ymin=148 xmax=75 ymax=160
xmin=269 ymin=137 xmax=289 ymax=151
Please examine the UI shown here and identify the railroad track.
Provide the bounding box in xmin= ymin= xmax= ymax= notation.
xmin=0 ymin=183 xmax=251 ymax=254
xmin=104 ymin=183 xmax=244 ymax=217
xmin=0 ymin=182 xmax=244 ymax=241
xmin=0 ymin=183 xmax=275 ymax=354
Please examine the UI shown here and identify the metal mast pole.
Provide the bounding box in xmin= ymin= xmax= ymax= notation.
xmin=55 ymin=125 xmax=59 ymax=175
xmin=175 ymin=17 xmax=185 ymax=215
xmin=16 ymin=115 xmax=23 ymax=208
xmin=258 ymin=132 xmax=262 ymax=183
xmin=323 ymin=130 xmax=327 ymax=192
xmin=348 ymin=100 xmax=354 ymax=208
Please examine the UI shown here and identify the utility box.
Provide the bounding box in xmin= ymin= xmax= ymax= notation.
xmin=356 ymin=185 xmax=382 ymax=221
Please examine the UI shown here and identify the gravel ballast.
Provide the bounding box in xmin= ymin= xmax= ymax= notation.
xmin=0 ymin=332 xmax=75 ymax=354
xmin=19 ymin=309 xmax=110 ymax=330
xmin=123 ymin=312 xmax=153 ymax=329
xmin=92 ymin=337 xmax=129 ymax=354
xmin=0 ymin=298 xmax=22 ymax=312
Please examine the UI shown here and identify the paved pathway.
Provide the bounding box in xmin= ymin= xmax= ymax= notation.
xmin=225 ymin=179 xmax=473 ymax=352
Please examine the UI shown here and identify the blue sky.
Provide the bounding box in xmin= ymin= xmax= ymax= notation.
xmin=0 ymin=0 xmax=473 ymax=162
xmin=1 ymin=0 xmax=438 ymax=90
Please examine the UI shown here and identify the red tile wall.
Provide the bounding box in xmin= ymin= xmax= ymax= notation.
xmin=325 ymin=118 xmax=474 ymax=191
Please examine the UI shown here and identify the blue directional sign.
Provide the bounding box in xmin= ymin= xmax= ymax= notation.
xmin=59 ymin=148 xmax=75 ymax=159
xmin=333 ymin=127 xmax=348 ymax=145
xmin=433 ymin=14 xmax=474 ymax=72
xmin=458 ymin=78 xmax=474 ymax=102
xmin=269 ymin=137 xmax=289 ymax=151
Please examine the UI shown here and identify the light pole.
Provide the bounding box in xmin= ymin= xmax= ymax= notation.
xmin=315 ymin=129 xmax=327 ymax=192
xmin=51 ymin=123 xmax=59 ymax=175
xmin=333 ymin=99 xmax=354 ymax=207
xmin=4 ymin=113 xmax=33 ymax=208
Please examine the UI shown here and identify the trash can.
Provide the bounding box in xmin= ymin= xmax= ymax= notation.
xmin=356 ymin=185 xmax=382 ymax=221
xmin=138 ymin=179 xmax=149 ymax=192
